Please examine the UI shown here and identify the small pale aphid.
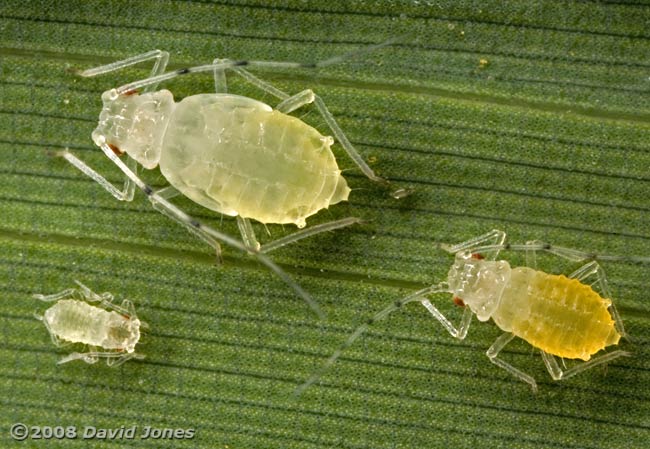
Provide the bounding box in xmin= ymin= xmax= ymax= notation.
xmin=299 ymin=230 xmax=646 ymax=393
xmin=34 ymin=281 xmax=145 ymax=366
xmin=57 ymin=44 xmax=408 ymax=317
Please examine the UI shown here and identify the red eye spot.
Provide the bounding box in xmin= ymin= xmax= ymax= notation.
xmin=123 ymin=89 xmax=138 ymax=96
xmin=471 ymin=253 xmax=484 ymax=260
xmin=453 ymin=296 xmax=466 ymax=307
xmin=107 ymin=143 xmax=124 ymax=156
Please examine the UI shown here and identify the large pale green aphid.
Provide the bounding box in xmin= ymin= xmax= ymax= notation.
xmin=34 ymin=281 xmax=145 ymax=366
xmin=57 ymin=47 xmax=407 ymax=317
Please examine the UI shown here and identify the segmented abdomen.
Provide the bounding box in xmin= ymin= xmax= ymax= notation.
xmin=493 ymin=268 xmax=620 ymax=360
xmin=160 ymin=94 xmax=350 ymax=227
xmin=44 ymin=300 xmax=117 ymax=348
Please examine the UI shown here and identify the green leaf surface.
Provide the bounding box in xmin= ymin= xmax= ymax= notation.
xmin=1 ymin=1 xmax=649 ymax=448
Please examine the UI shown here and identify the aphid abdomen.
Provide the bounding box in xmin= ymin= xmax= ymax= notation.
xmin=493 ymin=268 xmax=620 ymax=360
xmin=159 ymin=94 xmax=350 ymax=227
xmin=44 ymin=300 xmax=122 ymax=349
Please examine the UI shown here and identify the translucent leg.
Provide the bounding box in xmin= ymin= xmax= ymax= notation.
xmin=213 ymin=57 xmax=228 ymax=93
xmin=71 ymin=280 xmax=139 ymax=318
xmin=486 ymin=332 xmax=538 ymax=392
xmin=107 ymin=352 xmax=145 ymax=367
xmin=36 ymin=281 xmax=142 ymax=322
xmin=95 ymin=140 xmax=322 ymax=318
xmin=58 ymin=345 xmax=101 ymax=365
xmin=440 ymin=229 xmax=507 ymax=261
xmin=33 ymin=288 xmax=77 ymax=302
xmin=525 ymin=240 xmax=538 ymax=268
xmin=276 ymin=89 xmax=315 ymax=113
xmin=57 ymin=148 xmax=138 ymax=202
xmin=420 ymin=299 xmax=472 ymax=339
xmin=541 ymin=350 xmax=630 ymax=381
xmin=150 ymin=186 xmax=223 ymax=262
xmin=237 ymin=216 xmax=260 ymax=251
xmin=260 ymin=217 xmax=363 ymax=254
xmin=58 ymin=350 xmax=144 ymax=366
xmin=296 ymin=282 xmax=450 ymax=396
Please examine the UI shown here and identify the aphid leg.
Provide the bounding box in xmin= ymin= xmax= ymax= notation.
xmin=150 ymin=192 xmax=322 ymax=316
xmin=568 ymin=261 xmax=627 ymax=339
xmin=74 ymin=282 xmax=143 ymax=321
xmin=73 ymin=280 xmax=107 ymax=302
xmin=540 ymin=350 xmax=631 ymax=381
xmin=106 ymin=352 xmax=145 ymax=367
xmin=236 ymin=215 xmax=357 ymax=256
xmin=58 ymin=349 xmax=100 ymax=365
xmin=296 ymin=282 xmax=450 ymax=396
xmin=80 ymin=49 xmax=170 ymax=93
xmin=213 ymin=58 xmax=228 ymax=93
xmin=119 ymin=299 xmax=138 ymax=318
xmin=486 ymin=332 xmax=538 ymax=392
xmin=33 ymin=288 xmax=77 ymax=302
xmin=276 ymin=89 xmax=315 ymax=113
xmin=259 ymin=217 xmax=363 ymax=253
xmin=420 ymin=299 xmax=472 ymax=339
xmin=150 ymin=186 xmax=223 ymax=262
xmin=237 ymin=216 xmax=261 ymax=251
xmin=313 ymin=95 xmax=412 ymax=197
xmin=58 ymin=350 xmax=143 ymax=366
xmin=56 ymin=148 xmax=139 ymax=202
xmin=73 ymin=280 xmax=133 ymax=315
xmin=440 ymin=229 xmax=507 ymax=261
xmin=525 ymin=240 xmax=538 ymax=268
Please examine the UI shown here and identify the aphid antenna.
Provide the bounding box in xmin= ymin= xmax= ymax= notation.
xmin=471 ymin=243 xmax=650 ymax=264
xmin=94 ymin=138 xmax=324 ymax=320
xmin=112 ymin=37 xmax=402 ymax=95
xmin=294 ymin=281 xmax=450 ymax=397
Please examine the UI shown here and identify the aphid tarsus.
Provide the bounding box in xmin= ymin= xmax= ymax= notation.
xmin=34 ymin=281 xmax=145 ymax=366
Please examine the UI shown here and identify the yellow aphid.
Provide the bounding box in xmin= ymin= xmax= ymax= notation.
xmin=494 ymin=269 xmax=619 ymax=361
xmin=300 ymin=230 xmax=636 ymax=394
xmin=34 ymin=281 xmax=145 ymax=366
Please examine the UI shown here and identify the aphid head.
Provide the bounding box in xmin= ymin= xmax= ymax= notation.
xmin=446 ymin=251 xmax=511 ymax=321
xmin=110 ymin=317 xmax=141 ymax=353
xmin=92 ymin=89 xmax=175 ymax=169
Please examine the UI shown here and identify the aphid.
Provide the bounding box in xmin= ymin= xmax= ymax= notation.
xmin=57 ymin=44 xmax=408 ymax=317
xmin=34 ymin=281 xmax=145 ymax=366
xmin=299 ymin=230 xmax=644 ymax=393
